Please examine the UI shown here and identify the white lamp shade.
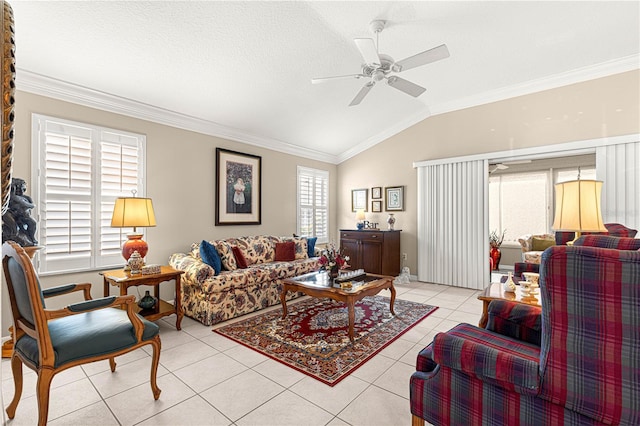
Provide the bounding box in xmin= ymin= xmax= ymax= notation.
xmin=552 ymin=180 xmax=607 ymax=232
xmin=355 ymin=209 xmax=366 ymax=221
xmin=111 ymin=197 xmax=157 ymax=228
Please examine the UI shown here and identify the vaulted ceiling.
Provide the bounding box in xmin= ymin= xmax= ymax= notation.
xmin=11 ymin=1 xmax=640 ymax=163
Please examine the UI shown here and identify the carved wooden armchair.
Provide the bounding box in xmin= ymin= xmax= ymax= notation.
xmin=2 ymin=241 xmax=162 ymax=425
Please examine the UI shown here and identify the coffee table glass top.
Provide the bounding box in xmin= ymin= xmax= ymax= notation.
xmin=289 ymin=271 xmax=383 ymax=292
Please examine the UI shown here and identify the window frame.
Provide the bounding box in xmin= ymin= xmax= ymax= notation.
xmin=31 ymin=113 xmax=147 ymax=275
xmin=296 ymin=166 xmax=329 ymax=244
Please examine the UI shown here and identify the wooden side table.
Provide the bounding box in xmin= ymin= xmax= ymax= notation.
xmin=477 ymin=282 xmax=541 ymax=328
xmin=101 ymin=266 xmax=184 ymax=330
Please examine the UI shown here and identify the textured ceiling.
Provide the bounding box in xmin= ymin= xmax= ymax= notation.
xmin=10 ymin=1 xmax=640 ymax=163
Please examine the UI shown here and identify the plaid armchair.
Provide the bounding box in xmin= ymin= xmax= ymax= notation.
xmin=410 ymin=245 xmax=640 ymax=425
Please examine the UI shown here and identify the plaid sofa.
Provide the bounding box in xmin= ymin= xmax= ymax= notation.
xmin=410 ymin=245 xmax=640 ymax=425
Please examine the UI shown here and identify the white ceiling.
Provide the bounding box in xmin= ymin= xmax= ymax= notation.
xmin=10 ymin=1 xmax=640 ymax=163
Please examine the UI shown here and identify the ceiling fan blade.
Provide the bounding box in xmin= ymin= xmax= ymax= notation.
xmin=311 ymin=74 xmax=365 ymax=84
xmin=387 ymin=76 xmax=426 ymax=97
xmin=349 ymin=82 xmax=375 ymax=106
xmin=393 ymin=44 xmax=450 ymax=72
xmin=354 ymin=38 xmax=380 ymax=65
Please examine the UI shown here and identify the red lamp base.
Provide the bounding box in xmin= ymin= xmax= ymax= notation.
xmin=122 ymin=233 xmax=149 ymax=261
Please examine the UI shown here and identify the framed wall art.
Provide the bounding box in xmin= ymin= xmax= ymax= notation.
xmin=215 ymin=148 xmax=262 ymax=225
xmin=351 ymin=188 xmax=368 ymax=212
xmin=385 ymin=186 xmax=404 ymax=211
xmin=371 ymin=186 xmax=382 ymax=199
xmin=372 ymin=200 xmax=382 ymax=212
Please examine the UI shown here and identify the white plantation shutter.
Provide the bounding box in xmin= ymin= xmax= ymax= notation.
xmin=32 ymin=114 xmax=145 ymax=274
xmin=297 ymin=166 xmax=329 ymax=243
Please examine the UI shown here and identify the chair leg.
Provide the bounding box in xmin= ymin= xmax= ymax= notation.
xmin=412 ymin=414 xmax=425 ymax=426
xmin=109 ymin=357 xmax=116 ymax=372
xmin=149 ymin=335 xmax=162 ymax=400
xmin=5 ymin=355 xmax=23 ymax=419
xmin=36 ymin=367 xmax=55 ymax=426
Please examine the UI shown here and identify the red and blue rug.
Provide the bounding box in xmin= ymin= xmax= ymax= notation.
xmin=213 ymin=295 xmax=437 ymax=386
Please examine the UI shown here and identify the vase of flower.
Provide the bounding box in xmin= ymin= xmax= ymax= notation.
xmin=319 ymin=243 xmax=350 ymax=280
xmin=489 ymin=229 xmax=506 ymax=271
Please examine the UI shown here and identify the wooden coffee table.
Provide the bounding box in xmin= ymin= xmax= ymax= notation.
xmin=281 ymin=271 xmax=396 ymax=342
xmin=477 ymin=281 xmax=541 ymax=328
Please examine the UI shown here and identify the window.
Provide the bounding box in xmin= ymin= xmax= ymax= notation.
xmin=489 ymin=165 xmax=595 ymax=243
xmin=32 ymin=114 xmax=146 ymax=274
xmin=297 ymin=166 xmax=329 ymax=244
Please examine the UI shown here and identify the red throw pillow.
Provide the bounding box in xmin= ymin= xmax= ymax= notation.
xmin=231 ymin=246 xmax=248 ymax=269
xmin=275 ymin=241 xmax=296 ymax=261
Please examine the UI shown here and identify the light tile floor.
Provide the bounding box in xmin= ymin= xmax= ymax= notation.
xmin=1 ymin=281 xmax=483 ymax=426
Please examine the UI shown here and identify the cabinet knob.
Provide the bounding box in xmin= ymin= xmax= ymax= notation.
xmin=372 ymin=235 xmax=377 ymax=238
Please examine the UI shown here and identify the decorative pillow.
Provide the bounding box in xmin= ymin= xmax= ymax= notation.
xmin=215 ymin=241 xmax=237 ymax=271
xmin=281 ymin=237 xmax=308 ymax=259
xmin=199 ymin=240 xmax=222 ymax=275
xmin=306 ymin=237 xmax=317 ymax=258
xmin=275 ymin=241 xmax=296 ymax=261
xmin=531 ymin=237 xmax=554 ymax=252
xmin=231 ymin=246 xmax=248 ymax=269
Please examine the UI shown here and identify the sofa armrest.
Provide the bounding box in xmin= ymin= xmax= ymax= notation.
xmin=486 ymin=300 xmax=542 ymax=345
xmin=168 ymin=252 xmax=213 ymax=285
xmin=432 ymin=323 xmax=541 ymax=395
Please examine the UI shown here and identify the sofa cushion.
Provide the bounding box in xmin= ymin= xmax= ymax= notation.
xmin=215 ymin=241 xmax=238 ymax=271
xmin=200 ymin=240 xmax=222 ymax=275
xmin=280 ymin=237 xmax=308 ymax=260
xmin=224 ymin=236 xmax=276 ymax=265
xmin=306 ymin=237 xmax=317 ymax=258
xmin=231 ymin=246 xmax=248 ymax=269
xmin=531 ymin=236 xmax=554 ymax=251
xmin=573 ymin=235 xmax=640 ymax=250
xmin=275 ymin=241 xmax=296 ymax=261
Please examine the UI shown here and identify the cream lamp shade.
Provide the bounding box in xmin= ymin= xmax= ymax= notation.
xmin=355 ymin=209 xmax=366 ymax=222
xmin=552 ymin=179 xmax=607 ymax=235
xmin=111 ymin=196 xmax=156 ymax=264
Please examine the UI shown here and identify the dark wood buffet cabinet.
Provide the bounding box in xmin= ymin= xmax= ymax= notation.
xmin=339 ymin=229 xmax=401 ymax=276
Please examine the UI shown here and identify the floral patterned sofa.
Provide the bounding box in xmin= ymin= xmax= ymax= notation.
xmin=169 ymin=236 xmax=320 ymax=325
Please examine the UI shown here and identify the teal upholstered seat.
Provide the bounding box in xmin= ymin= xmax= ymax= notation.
xmin=2 ymin=241 xmax=162 ymax=426
xmin=15 ymin=308 xmax=159 ymax=368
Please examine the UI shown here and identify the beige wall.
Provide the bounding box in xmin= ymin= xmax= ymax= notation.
xmin=2 ymin=91 xmax=338 ymax=332
xmin=3 ymin=71 xmax=639 ymax=334
xmin=337 ymin=70 xmax=640 ymax=274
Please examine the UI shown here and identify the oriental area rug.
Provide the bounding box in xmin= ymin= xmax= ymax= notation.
xmin=213 ymin=295 xmax=438 ymax=386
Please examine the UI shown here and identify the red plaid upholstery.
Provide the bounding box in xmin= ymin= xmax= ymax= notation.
xmin=573 ymin=234 xmax=640 ymax=250
xmin=514 ymin=261 xmax=540 ymax=277
xmin=410 ymin=245 xmax=640 ymax=425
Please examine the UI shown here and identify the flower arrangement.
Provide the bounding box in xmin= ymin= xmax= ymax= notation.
xmin=489 ymin=229 xmax=506 ymax=249
xmin=319 ymin=242 xmax=350 ymax=274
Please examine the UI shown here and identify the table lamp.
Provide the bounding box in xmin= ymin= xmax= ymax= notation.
xmin=111 ymin=193 xmax=156 ymax=268
xmin=552 ymin=177 xmax=607 ymax=244
xmin=356 ymin=209 xmax=366 ymax=230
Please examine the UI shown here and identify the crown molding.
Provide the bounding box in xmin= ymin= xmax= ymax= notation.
xmin=17 ymin=54 xmax=639 ymax=165
xmin=338 ymin=55 xmax=640 ymax=163
xmin=16 ymin=69 xmax=339 ymax=164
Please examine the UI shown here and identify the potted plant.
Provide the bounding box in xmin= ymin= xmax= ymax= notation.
xmin=489 ymin=229 xmax=506 ymax=270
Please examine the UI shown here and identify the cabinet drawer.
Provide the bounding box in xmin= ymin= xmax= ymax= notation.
xmin=341 ymin=231 xmax=383 ymax=240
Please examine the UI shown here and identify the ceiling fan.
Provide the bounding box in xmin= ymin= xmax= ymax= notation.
xmin=312 ymin=20 xmax=450 ymax=106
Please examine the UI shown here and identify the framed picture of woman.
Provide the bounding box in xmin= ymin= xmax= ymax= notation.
xmin=215 ymin=148 xmax=262 ymax=225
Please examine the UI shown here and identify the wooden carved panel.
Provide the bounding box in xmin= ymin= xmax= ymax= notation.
xmin=2 ymin=0 xmax=15 ymax=215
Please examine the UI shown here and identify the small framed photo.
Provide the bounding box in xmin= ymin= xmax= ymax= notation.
xmin=372 ymin=200 xmax=382 ymax=212
xmin=351 ymin=188 xmax=368 ymax=212
xmin=371 ymin=186 xmax=382 ymax=199
xmin=385 ymin=186 xmax=404 ymax=211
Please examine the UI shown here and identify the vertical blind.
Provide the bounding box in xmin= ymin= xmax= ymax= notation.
xmin=417 ymin=159 xmax=489 ymax=289
xmin=32 ymin=114 xmax=145 ymax=274
xmin=596 ymin=141 xmax=640 ymax=231
xmin=297 ymin=166 xmax=329 ymax=243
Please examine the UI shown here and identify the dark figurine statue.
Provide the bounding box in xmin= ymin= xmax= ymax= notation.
xmin=2 ymin=178 xmax=38 ymax=246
